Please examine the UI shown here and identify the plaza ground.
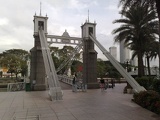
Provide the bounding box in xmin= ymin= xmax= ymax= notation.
xmin=0 ymin=83 xmax=159 ymax=120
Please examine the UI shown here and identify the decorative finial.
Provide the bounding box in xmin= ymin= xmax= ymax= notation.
xmin=40 ymin=2 xmax=42 ymax=16
xmin=35 ymin=12 xmax=36 ymax=16
xmin=88 ymin=10 xmax=90 ymax=22
xmin=46 ymin=13 xmax=47 ymax=17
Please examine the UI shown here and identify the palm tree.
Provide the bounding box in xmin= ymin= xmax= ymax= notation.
xmin=150 ymin=41 xmax=159 ymax=60
xmin=112 ymin=3 xmax=158 ymax=77
xmin=144 ymin=41 xmax=159 ymax=76
xmin=119 ymin=0 xmax=160 ymax=75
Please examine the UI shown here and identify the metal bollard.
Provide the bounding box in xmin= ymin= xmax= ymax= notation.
xmin=82 ymin=84 xmax=87 ymax=92
xmin=72 ymin=84 xmax=77 ymax=92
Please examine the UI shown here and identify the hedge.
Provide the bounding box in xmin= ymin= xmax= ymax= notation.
xmin=133 ymin=90 xmax=160 ymax=114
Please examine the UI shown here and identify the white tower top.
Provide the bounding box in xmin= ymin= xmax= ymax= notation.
xmin=81 ymin=21 xmax=96 ymax=38
xmin=33 ymin=15 xmax=48 ymax=36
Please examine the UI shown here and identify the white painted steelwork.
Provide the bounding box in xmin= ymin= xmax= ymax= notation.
xmin=56 ymin=42 xmax=83 ymax=73
xmin=89 ymin=34 xmax=146 ymax=93
xmin=47 ymin=35 xmax=82 ymax=45
xmin=39 ymin=28 xmax=63 ymax=101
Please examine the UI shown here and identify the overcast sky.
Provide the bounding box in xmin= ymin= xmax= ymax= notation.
xmin=0 ymin=0 xmax=158 ymax=66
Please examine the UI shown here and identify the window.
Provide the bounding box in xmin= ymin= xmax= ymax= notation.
xmin=89 ymin=27 xmax=93 ymax=35
xmin=38 ymin=21 xmax=44 ymax=30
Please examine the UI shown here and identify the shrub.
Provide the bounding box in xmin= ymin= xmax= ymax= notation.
xmin=152 ymin=79 xmax=160 ymax=94
xmin=154 ymin=101 xmax=160 ymax=114
xmin=133 ymin=90 xmax=160 ymax=114
xmin=135 ymin=76 xmax=154 ymax=90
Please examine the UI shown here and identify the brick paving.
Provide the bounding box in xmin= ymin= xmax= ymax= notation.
xmin=0 ymin=83 xmax=159 ymax=120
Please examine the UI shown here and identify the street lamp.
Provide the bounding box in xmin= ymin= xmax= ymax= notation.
xmin=124 ymin=60 xmax=130 ymax=72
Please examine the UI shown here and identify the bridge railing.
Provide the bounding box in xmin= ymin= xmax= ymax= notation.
xmin=58 ymin=75 xmax=87 ymax=92
xmin=58 ymin=75 xmax=73 ymax=85
xmin=7 ymin=82 xmax=25 ymax=92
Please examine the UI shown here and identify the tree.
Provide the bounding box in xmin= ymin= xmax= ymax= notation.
xmin=1 ymin=54 xmax=21 ymax=79
xmin=50 ymin=46 xmax=81 ymax=74
xmin=144 ymin=41 xmax=159 ymax=76
xmin=50 ymin=47 xmax=59 ymax=58
xmin=112 ymin=3 xmax=158 ymax=77
xmin=119 ymin=0 xmax=160 ymax=75
xmin=97 ymin=58 xmax=107 ymax=78
xmin=2 ymin=49 xmax=29 ymax=60
xmin=0 ymin=49 xmax=29 ymax=79
xmin=50 ymin=47 xmax=61 ymax=69
xmin=71 ymin=60 xmax=83 ymax=74
xmin=59 ymin=46 xmax=74 ymax=61
xmin=150 ymin=41 xmax=159 ymax=60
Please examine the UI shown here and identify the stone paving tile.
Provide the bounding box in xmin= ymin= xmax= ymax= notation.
xmin=58 ymin=115 xmax=77 ymax=120
xmin=41 ymin=116 xmax=58 ymax=120
xmin=0 ymin=83 xmax=159 ymax=120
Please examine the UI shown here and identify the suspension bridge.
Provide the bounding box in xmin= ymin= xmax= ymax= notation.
xmin=7 ymin=13 xmax=146 ymax=101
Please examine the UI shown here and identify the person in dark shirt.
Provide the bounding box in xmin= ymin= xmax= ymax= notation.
xmin=72 ymin=73 xmax=77 ymax=92
xmin=100 ymin=78 xmax=105 ymax=90
xmin=72 ymin=75 xmax=76 ymax=85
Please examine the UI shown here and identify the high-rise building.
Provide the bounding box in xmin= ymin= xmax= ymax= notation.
xmin=130 ymin=55 xmax=138 ymax=66
xmin=120 ymin=40 xmax=130 ymax=63
xmin=109 ymin=46 xmax=117 ymax=60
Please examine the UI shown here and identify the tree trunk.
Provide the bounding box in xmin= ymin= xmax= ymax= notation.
xmin=138 ymin=51 xmax=144 ymax=77
xmin=16 ymin=73 xmax=18 ymax=80
xmin=155 ymin=0 xmax=160 ymax=76
xmin=11 ymin=72 xmax=13 ymax=79
xmin=146 ymin=56 xmax=151 ymax=77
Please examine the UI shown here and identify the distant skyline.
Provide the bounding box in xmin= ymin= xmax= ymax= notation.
xmin=109 ymin=46 xmax=117 ymax=60
xmin=0 ymin=0 xmax=158 ymax=67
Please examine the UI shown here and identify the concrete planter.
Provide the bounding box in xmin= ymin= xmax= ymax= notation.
xmin=127 ymin=88 xmax=132 ymax=94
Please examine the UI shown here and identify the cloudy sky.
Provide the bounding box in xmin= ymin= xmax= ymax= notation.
xmin=0 ymin=0 xmax=158 ymax=66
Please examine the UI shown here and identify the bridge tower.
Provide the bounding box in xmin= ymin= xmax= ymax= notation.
xmin=30 ymin=14 xmax=48 ymax=90
xmin=81 ymin=21 xmax=99 ymax=89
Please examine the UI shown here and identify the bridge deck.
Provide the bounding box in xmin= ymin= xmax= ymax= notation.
xmin=0 ymin=83 xmax=159 ymax=120
xmin=60 ymin=81 xmax=72 ymax=90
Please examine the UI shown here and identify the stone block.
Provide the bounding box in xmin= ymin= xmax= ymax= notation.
xmin=87 ymin=83 xmax=99 ymax=89
xmin=33 ymin=84 xmax=46 ymax=91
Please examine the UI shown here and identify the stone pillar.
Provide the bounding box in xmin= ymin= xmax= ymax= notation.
xmin=30 ymin=15 xmax=48 ymax=91
xmin=30 ymin=35 xmax=46 ymax=91
xmin=82 ymin=22 xmax=99 ymax=89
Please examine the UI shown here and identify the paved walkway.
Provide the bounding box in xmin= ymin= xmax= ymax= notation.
xmin=0 ymin=83 xmax=159 ymax=120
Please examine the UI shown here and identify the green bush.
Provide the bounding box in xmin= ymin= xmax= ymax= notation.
xmin=154 ymin=101 xmax=160 ymax=114
xmin=133 ymin=90 xmax=160 ymax=114
xmin=152 ymin=79 xmax=160 ymax=94
xmin=135 ymin=77 xmax=152 ymax=89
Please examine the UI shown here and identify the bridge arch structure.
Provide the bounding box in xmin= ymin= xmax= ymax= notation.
xmin=30 ymin=14 xmax=145 ymax=101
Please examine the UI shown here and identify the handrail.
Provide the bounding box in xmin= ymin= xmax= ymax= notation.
xmin=7 ymin=82 xmax=25 ymax=91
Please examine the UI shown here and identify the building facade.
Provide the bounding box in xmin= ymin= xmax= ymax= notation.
xmin=120 ymin=40 xmax=130 ymax=63
xmin=109 ymin=46 xmax=117 ymax=60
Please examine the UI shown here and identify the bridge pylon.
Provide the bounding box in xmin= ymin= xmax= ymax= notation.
xmin=81 ymin=21 xmax=99 ymax=89
xmin=30 ymin=15 xmax=48 ymax=91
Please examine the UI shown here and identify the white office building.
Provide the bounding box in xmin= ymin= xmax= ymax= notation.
xmin=109 ymin=46 xmax=117 ymax=60
xmin=130 ymin=55 xmax=138 ymax=66
xmin=120 ymin=40 xmax=130 ymax=63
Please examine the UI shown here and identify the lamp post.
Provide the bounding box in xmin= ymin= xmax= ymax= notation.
xmin=124 ymin=60 xmax=130 ymax=72
xmin=126 ymin=61 xmax=129 ymax=72
xmin=124 ymin=60 xmax=132 ymax=93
